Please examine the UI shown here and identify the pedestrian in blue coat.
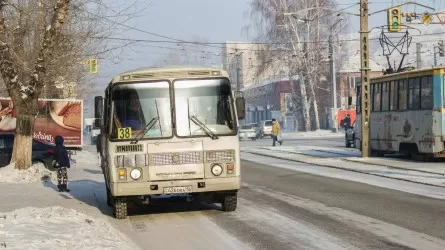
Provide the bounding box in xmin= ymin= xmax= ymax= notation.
xmin=54 ymin=135 xmax=71 ymax=192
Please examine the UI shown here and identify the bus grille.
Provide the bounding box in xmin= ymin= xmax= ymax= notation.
xmin=116 ymin=144 xmax=144 ymax=153
xmin=151 ymin=152 xmax=202 ymax=165
xmin=206 ymin=150 xmax=235 ymax=162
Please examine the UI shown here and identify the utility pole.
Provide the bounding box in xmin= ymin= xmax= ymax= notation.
xmin=416 ymin=43 xmax=422 ymax=69
xmin=360 ymin=0 xmax=370 ymax=158
xmin=328 ymin=35 xmax=338 ymax=133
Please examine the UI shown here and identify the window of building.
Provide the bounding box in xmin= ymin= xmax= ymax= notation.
xmin=408 ymin=77 xmax=420 ymax=110
xmin=389 ymin=80 xmax=398 ymax=110
xmin=420 ymin=76 xmax=433 ymax=109
xmin=398 ymin=79 xmax=407 ymax=110
xmin=381 ymin=82 xmax=389 ymax=111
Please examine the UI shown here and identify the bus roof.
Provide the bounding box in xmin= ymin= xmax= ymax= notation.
xmin=370 ymin=66 xmax=445 ymax=82
xmin=110 ymin=65 xmax=229 ymax=84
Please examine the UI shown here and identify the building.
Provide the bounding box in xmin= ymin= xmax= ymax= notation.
xmin=336 ymin=50 xmax=385 ymax=109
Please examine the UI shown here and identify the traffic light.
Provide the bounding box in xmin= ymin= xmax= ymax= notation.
xmin=439 ymin=40 xmax=445 ymax=57
xmin=402 ymin=12 xmax=416 ymax=22
xmin=89 ymin=58 xmax=98 ymax=74
xmin=388 ymin=7 xmax=401 ymax=32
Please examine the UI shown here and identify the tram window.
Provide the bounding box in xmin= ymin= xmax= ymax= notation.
xmin=381 ymin=82 xmax=389 ymax=111
xmin=373 ymin=82 xmax=381 ymax=111
xmin=390 ymin=80 xmax=398 ymax=110
xmin=398 ymin=79 xmax=407 ymax=110
xmin=408 ymin=77 xmax=420 ymax=110
xmin=420 ymin=76 xmax=433 ymax=109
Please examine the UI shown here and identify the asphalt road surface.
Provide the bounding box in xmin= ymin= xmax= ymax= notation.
xmin=103 ymin=158 xmax=445 ymax=250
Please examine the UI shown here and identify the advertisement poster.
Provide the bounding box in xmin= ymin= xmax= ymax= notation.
xmin=0 ymin=98 xmax=83 ymax=147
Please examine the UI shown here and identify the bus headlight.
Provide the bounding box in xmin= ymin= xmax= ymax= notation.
xmin=211 ymin=164 xmax=223 ymax=176
xmin=130 ymin=168 xmax=142 ymax=180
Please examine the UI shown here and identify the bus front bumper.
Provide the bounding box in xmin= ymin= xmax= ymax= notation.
xmin=110 ymin=176 xmax=240 ymax=196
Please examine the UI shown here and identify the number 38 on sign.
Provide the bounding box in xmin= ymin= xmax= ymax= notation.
xmin=118 ymin=127 xmax=132 ymax=139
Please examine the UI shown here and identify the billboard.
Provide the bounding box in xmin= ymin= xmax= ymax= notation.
xmin=0 ymin=98 xmax=83 ymax=147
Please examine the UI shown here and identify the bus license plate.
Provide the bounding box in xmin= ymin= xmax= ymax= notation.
xmin=163 ymin=186 xmax=193 ymax=194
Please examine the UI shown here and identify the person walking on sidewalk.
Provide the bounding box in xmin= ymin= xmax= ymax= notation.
xmin=54 ymin=135 xmax=71 ymax=192
xmin=271 ymin=119 xmax=283 ymax=146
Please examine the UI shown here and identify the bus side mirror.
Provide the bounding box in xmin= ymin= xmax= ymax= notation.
xmin=236 ymin=97 xmax=246 ymax=120
xmin=348 ymin=96 xmax=352 ymax=106
xmin=94 ymin=96 xmax=104 ymax=128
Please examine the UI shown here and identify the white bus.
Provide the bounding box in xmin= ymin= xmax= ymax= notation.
xmin=94 ymin=66 xmax=245 ymax=219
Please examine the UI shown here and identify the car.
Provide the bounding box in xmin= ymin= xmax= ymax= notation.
xmin=239 ymin=123 xmax=259 ymax=140
xmin=345 ymin=121 xmax=356 ymax=148
xmin=0 ymin=134 xmax=57 ymax=170
xmin=258 ymin=120 xmax=273 ymax=138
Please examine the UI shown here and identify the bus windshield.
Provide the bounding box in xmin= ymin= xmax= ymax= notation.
xmin=111 ymin=81 xmax=172 ymax=139
xmin=174 ymin=78 xmax=236 ymax=137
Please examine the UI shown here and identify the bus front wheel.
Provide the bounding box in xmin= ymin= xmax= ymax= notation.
xmin=113 ymin=197 xmax=128 ymax=219
xmin=221 ymin=192 xmax=237 ymax=212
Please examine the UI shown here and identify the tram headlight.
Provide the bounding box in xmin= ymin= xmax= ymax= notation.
xmin=130 ymin=168 xmax=142 ymax=180
xmin=211 ymin=164 xmax=223 ymax=176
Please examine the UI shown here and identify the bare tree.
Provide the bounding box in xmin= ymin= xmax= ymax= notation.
xmin=244 ymin=0 xmax=342 ymax=131
xmin=0 ymin=0 xmax=141 ymax=169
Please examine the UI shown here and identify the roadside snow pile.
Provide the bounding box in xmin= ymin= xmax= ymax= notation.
xmin=283 ymin=129 xmax=343 ymax=138
xmin=0 ymin=206 xmax=140 ymax=250
xmin=0 ymin=162 xmax=55 ymax=184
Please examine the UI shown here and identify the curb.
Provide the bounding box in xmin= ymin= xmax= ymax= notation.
xmin=241 ymin=150 xmax=445 ymax=189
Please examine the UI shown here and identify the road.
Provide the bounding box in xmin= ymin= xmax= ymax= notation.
xmin=88 ymin=136 xmax=445 ymax=250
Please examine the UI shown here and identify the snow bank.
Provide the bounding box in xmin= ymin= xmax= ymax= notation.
xmin=0 ymin=206 xmax=140 ymax=250
xmin=282 ymin=129 xmax=344 ymax=138
xmin=0 ymin=162 xmax=56 ymax=184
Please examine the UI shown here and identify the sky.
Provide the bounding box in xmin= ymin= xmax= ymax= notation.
xmin=84 ymin=0 xmax=445 ymax=115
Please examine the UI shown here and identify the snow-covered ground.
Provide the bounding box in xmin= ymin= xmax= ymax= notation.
xmin=281 ymin=129 xmax=344 ymax=139
xmin=0 ymin=149 xmax=140 ymax=250
xmin=0 ymin=162 xmax=56 ymax=184
xmin=0 ymin=206 xmax=139 ymax=250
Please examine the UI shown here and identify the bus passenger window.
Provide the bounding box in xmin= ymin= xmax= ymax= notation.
xmin=420 ymin=76 xmax=433 ymax=109
xmin=408 ymin=78 xmax=420 ymax=110
xmin=398 ymin=80 xmax=407 ymax=110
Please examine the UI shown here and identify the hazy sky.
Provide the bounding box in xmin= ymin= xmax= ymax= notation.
xmin=85 ymin=0 xmax=444 ymax=112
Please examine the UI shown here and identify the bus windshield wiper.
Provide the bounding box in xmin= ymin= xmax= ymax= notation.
xmin=130 ymin=117 xmax=159 ymax=144
xmin=189 ymin=115 xmax=219 ymax=140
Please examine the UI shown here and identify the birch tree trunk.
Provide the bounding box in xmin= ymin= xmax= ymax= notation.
xmin=309 ymin=76 xmax=320 ymax=130
xmin=300 ymin=76 xmax=311 ymax=131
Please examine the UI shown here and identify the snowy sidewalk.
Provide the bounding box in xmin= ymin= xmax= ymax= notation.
xmin=281 ymin=130 xmax=343 ymax=139
xmin=0 ymin=150 xmax=140 ymax=250
xmin=241 ymin=146 xmax=445 ymax=188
